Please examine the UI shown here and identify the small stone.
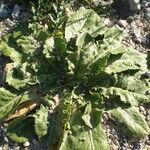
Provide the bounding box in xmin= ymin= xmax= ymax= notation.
xmin=128 ymin=0 xmax=141 ymax=11
xmin=4 ymin=137 xmax=9 ymax=143
xmin=102 ymin=113 xmax=109 ymax=122
xmin=0 ymin=4 xmax=9 ymax=18
xmin=15 ymin=146 xmax=20 ymax=150
xmin=113 ymin=139 xmax=120 ymax=147
xmin=108 ymin=138 xmax=111 ymax=143
xmin=114 ymin=134 xmax=118 ymax=139
xmin=109 ymin=134 xmax=114 ymax=139
xmin=139 ymin=139 xmax=143 ymax=143
xmin=144 ymin=136 xmax=149 ymax=141
xmin=122 ymin=139 xmax=127 ymax=143
xmin=111 ymin=128 xmax=116 ymax=134
xmin=120 ymin=146 xmax=126 ymax=150
xmin=23 ymin=141 xmax=30 ymax=147
xmin=140 ymin=106 xmax=145 ymax=112
xmin=122 ymin=139 xmax=128 ymax=147
xmin=111 ymin=142 xmax=119 ymax=150
xmin=146 ymin=114 xmax=150 ymax=121
xmin=123 ymin=143 xmax=128 ymax=147
xmin=11 ymin=4 xmax=20 ymax=19
xmin=3 ymin=123 xmax=8 ymax=127
xmin=117 ymin=19 xmax=128 ymax=28
xmin=141 ymin=0 xmax=149 ymax=8
xmin=133 ymin=142 xmax=143 ymax=149
xmin=107 ymin=128 xmax=111 ymax=133
xmin=93 ymin=0 xmax=100 ymax=6
xmin=106 ymin=125 xmax=110 ymax=129
xmin=5 ymin=18 xmax=16 ymax=27
xmin=103 ymin=18 xmax=116 ymax=27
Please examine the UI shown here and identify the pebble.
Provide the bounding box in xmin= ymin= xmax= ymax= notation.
xmin=145 ymin=7 xmax=150 ymax=22
xmin=3 ymin=123 xmax=8 ymax=128
xmin=111 ymin=142 xmax=119 ymax=150
xmin=117 ymin=19 xmax=128 ymax=28
xmin=102 ymin=113 xmax=109 ymax=123
xmin=15 ymin=146 xmax=20 ymax=150
xmin=141 ymin=0 xmax=149 ymax=8
xmin=5 ymin=18 xmax=16 ymax=27
xmin=146 ymin=114 xmax=150 ymax=121
xmin=103 ymin=18 xmax=116 ymax=27
xmin=140 ymin=106 xmax=146 ymax=114
xmin=123 ymin=141 xmax=128 ymax=147
xmin=11 ymin=4 xmax=20 ymax=19
xmin=128 ymin=0 xmax=141 ymax=11
xmin=120 ymin=146 xmax=126 ymax=150
xmin=0 ymin=4 xmax=9 ymax=18
xmin=4 ymin=137 xmax=9 ymax=143
xmin=122 ymin=139 xmax=128 ymax=143
xmin=109 ymin=134 xmax=114 ymax=140
xmin=134 ymin=142 xmax=143 ymax=149
xmin=23 ymin=141 xmax=30 ymax=147
xmin=144 ymin=136 xmax=149 ymax=141
xmin=112 ymin=138 xmax=120 ymax=147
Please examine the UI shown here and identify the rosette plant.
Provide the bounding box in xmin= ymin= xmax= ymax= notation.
xmin=0 ymin=6 xmax=149 ymax=149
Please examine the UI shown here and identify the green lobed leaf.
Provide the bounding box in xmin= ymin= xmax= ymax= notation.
xmin=16 ymin=35 xmax=36 ymax=54
xmin=110 ymin=107 xmax=150 ymax=137
xmin=6 ymin=68 xmax=29 ymax=89
xmin=81 ymin=103 xmax=93 ymax=128
xmin=102 ymin=87 xmax=150 ymax=106
xmin=105 ymin=49 xmax=147 ymax=74
xmin=34 ymin=104 xmax=49 ymax=138
xmin=59 ymin=104 xmax=109 ymax=150
xmin=43 ymin=37 xmax=55 ymax=58
xmin=117 ymin=75 xmax=150 ymax=94
xmin=0 ymin=39 xmax=22 ymax=64
xmin=65 ymin=8 xmax=103 ymax=42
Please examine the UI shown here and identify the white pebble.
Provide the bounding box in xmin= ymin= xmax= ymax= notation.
xmin=23 ymin=141 xmax=30 ymax=147
xmin=117 ymin=20 xmax=128 ymax=28
xmin=128 ymin=0 xmax=141 ymax=11
xmin=4 ymin=137 xmax=9 ymax=143
xmin=11 ymin=4 xmax=20 ymax=19
xmin=103 ymin=18 xmax=116 ymax=27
